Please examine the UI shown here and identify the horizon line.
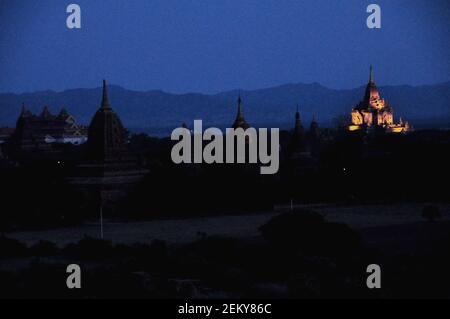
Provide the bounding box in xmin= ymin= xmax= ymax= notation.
xmin=1 ymin=79 xmax=449 ymax=96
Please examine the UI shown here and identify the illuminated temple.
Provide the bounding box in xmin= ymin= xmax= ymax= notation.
xmin=349 ymin=66 xmax=410 ymax=133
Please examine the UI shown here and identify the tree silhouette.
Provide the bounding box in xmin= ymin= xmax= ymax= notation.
xmin=422 ymin=205 xmax=441 ymax=222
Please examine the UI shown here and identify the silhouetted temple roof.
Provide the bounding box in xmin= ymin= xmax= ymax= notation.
xmin=87 ymin=80 xmax=128 ymax=160
xmin=231 ymin=95 xmax=250 ymax=130
xmin=40 ymin=106 xmax=52 ymax=118
xmin=290 ymin=107 xmax=308 ymax=153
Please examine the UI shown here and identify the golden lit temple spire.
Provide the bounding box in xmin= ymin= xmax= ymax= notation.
xmin=349 ymin=65 xmax=411 ymax=134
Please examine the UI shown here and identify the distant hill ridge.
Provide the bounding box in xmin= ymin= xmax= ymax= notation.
xmin=1 ymin=82 xmax=449 ymax=134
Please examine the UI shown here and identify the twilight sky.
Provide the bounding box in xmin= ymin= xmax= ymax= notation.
xmin=0 ymin=0 xmax=449 ymax=94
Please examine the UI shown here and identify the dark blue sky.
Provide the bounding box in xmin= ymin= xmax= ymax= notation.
xmin=1 ymin=0 xmax=449 ymax=94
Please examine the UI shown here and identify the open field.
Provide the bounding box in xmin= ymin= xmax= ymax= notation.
xmin=6 ymin=202 xmax=450 ymax=247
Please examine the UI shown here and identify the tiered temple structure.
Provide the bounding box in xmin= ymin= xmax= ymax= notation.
xmin=308 ymin=116 xmax=321 ymax=157
xmin=288 ymin=106 xmax=308 ymax=158
xmin=348 ymin=66 xmax=410 ymax=133
xmin=68 ymin=80 xmax=148 ymax=212
xmin=13 ymin=105 xmax=87 ymax=148
xmin=287 ymin=107 xmax=319 ymax=176
xmin=11 ymin=105 xmax=87 ymax=159
xmin=87 ymin=80 xmax=128 ymax=160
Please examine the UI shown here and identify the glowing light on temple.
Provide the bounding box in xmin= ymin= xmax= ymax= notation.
xmin=348 ymin=65 xmax=410 ymax=133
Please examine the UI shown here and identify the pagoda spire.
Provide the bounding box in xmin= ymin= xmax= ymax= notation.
xmin=101 ymin=79 xmax=111 ymax=109
xmin=41 ymin=105 xmax=51 ymax=118
xmin=236 ymin=93 xmax=244 ymax=120
xmin=19 ymin=102 xmax=32 ymax=118
xmin=310 ymin=114 xmax=319 ymax=130
xmin=231 ymin=93 xmax=250 ymax=129
xmin=294 ymin=105 xmax=303 ymax=134
xmin=21 ymin=102 xmax=26 ymax=115
xmin=369 ymin=65 xmax=374 ymax=83
xmin=290 ymin=105 xmax=307 ymax=155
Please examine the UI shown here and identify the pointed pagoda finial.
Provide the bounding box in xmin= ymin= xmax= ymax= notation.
xmin=236 ymin=92 xmax=243 ymax=117
xmin=41 ymin=105 xmax=51 ymax=118
xmin=101 ymin=79 xmax=111 ymax=109
xmin=369 ymin=65 xmax=374 ymax=83
xmin=58 ymin=107 xmax=69 ymax=119
xmin=232 ymin=91 xmax=250 ymax=129
xmin=294 ymin=104 xmax=302 ymax=130
xmin=20 ymin=102 xmax=27 ymax=118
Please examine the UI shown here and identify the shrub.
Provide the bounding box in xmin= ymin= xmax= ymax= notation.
xmin=184 ymin=236 xmax=240 ymax=263
xmin=0 ymin=236 xmax=28 ymax=258
xmin=422 ymin=205 xmax=441 ymax=222
xmin=259 ymin=210 xmax=360 ymax=257
xmin=30 ymin=240 xmax=59 ymax=257
xmin=259 ymin=210 xmax=324 ymax=245
xmin=63 ymin=237 xmax=114 ymax=260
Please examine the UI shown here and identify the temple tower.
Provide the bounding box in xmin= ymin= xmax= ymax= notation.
xmin=287 ymin=107 xmax=317 ymax=177
xmin=68 ymin=80 xmax=148 ymax=214
xmin=290 ymin=106 xmax=307 ymax=153
xmin=87 ymin=80 xmax=128 ymax=160
xmin=231 ymin=95 xmax=250 ymax=130
xmin=349 ymin=65 xmax=410 ymax=133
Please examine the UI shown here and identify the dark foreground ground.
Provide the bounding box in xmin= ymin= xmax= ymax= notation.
xmin=1 ymin=202 xmax=450 ymax=299
xmin=6 ymin=202 xmax=449 ymax=246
